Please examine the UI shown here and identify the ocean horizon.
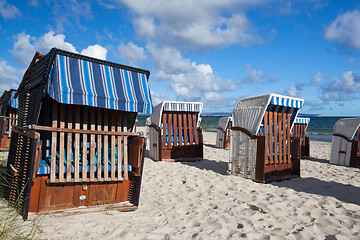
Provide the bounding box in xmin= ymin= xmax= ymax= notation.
xmin=137 ymin=114 xmax=359 ymax=142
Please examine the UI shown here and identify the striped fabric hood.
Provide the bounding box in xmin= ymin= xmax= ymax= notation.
xmin=21 ymin=48 xmax=153 ymax=114
xmin=232 ymin=93 xmax=304 ymax=135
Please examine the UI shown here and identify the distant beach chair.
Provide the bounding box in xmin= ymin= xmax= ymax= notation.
xmin=0 ymin=89 xmax=18 ymax=151
xmin=4 ymin=48 xmax=153 ymax=219
xmin=229 ymin=93 xmax=304 ymax=182
xmin=216 ymin=116 xmax=232 ymax=149
xmin=145 ymin=116 xmax=151 ymax=139
xmin=149 ymin=101 xmax=203 ymax=161
xmin=330 ymin=118 xmax=360 ymax=167
xmin=292 ymin=117 xmax=310 ymax=157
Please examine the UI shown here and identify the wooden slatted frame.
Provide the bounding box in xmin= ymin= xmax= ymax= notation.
xmin=158 ymin=111 xmax=203 ymax=160
xmin=37 ymin=101 xmax=133 ymax=183
xmin=260 ymin=111 xmax=292 ymax=166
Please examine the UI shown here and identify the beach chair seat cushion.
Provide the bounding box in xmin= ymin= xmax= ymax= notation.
xmin=38 ymin=160 xmax=132 ymax=175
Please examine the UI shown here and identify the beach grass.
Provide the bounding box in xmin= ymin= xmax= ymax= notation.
xmin=0 ymin=152 xmax=43 ymax=240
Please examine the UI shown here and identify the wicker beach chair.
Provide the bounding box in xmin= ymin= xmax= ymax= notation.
xmin=3 ymin=48 xmax=153 ymax=219
xmin=0 ymin=89 xmax=18 ymax=150
xmin=330 ymin=118 xmax=360 ymax=167
xmin=292 ymin=117 xmax=310 ymax=157
xmin=229 ymin=93 xmax=304 ymax=182
xmin=216 ymin=116 xmax=232 ymax=149
xmin=149 ymin=101 xmax=203 ymax=161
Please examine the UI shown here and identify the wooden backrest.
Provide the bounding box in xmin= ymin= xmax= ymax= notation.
xmin=356 ymin=126 xmax=360 ymax=157
xmin=258 ymin=111 xmax=291 ymax=164
xmin=161 ymin=111 xmax=201 ymax=147
xmin=0 ymin=108 xmax=18 ymax=137
xmin=36 ymin=99 xmax=134 ymax=183
xmin=293 ymin=123 xmax=307 ymax=146
xmin=226 ymin=120 xmax=232 ymax=143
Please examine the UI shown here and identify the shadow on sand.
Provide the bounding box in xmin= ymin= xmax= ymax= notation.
xmin=302 ymin=156 xmax=329 ymax=164
xmin=181 ymin=158 xmax=228 ymax=175
xmin=203 ymin=143 xmax=217 ymax=148
xmin=272 ymin=176 xmax=360 ymax=206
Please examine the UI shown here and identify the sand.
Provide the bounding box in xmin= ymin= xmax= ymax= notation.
xmin=29 ymin=129 xmax=360 ymax=239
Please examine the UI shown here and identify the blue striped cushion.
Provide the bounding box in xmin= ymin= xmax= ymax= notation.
xmin=38 ymin=163 xmax=132 ymax=175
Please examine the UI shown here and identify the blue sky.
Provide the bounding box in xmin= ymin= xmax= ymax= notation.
xmin=0 ymin=0 xmax=360 ymax=116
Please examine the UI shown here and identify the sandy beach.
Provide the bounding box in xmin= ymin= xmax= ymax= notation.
xmin=25 ymin=129 xmax=360 ymax=239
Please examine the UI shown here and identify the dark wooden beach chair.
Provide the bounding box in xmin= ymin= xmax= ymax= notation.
xmin=330 ymin=118 xmax=360 ymax=167
xmin=229 ymin=93 xmax=304 ymax=183
xmin=0 ymin=89 xmax=18 ymax=151
xmin=292 ymin=117 xmax=310 ymax=157
xmin=3 ymin=48 xmax=153 ymax=219
xmin=216 ymin=116 xmax=232 ymax=149
xmin=149 ymin=101 xmax=203 ymax=161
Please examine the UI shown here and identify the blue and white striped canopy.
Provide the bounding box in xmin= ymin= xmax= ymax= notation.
xmin=232 ymin=93 xmax=304 ymax=134
xmin=47 ymin=54 xmax=153 ymax=114
xmin=271 ymin=95 xmax=303 ymax=108
xmin=163 ymin=101 xmax=202 ymax=112
xmin=294 ymin=117 xmax=310 ymax=125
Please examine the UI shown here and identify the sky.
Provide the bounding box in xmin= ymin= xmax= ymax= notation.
xmin=0 ymin=0 xmax=360 ymax=116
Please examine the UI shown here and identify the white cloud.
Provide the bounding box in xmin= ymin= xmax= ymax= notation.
xmin=27 ymin=0 xmax=40 ymax=6
xmin=11 ymin=31 xmax=108 ymax=66
xmin=347 ymin=57 xmax=355 ymax=64
xmin=150 ymin=91 xmax=168 ymax=106
xmin=48 ymin=0 xmax=92 ymax=32
xmin=313 ymin=72 xmax=323 ymax=84
xmin=118 ymin=42 xmax=146 ymax=64
xmin=0 ymin=60 xmax=24 ymax=93
xmin=81 ymin=44 xmax=107 ymax=60
xmin=243 ymin=64 xmax=263 ymax=82
xmin=325 ymin=10 xmax=360 ymax=48
xmin=10 ymin=32 xmax=36 ymax=67
xmin=284 ymin=86 xmax=301 ymax=97
xmin=147 ymin=44 xmax=236 ymax=102
xmin=11 ymin=31 xmax=77 ymax=67
xmin=321 ymin=71 xmax=360 ymax=101
xmin=0 ymin=0 xmax=21 ymax=19
xmin=34 ymin=31 xmax=77 ymax=54
xmin=118 ymin=0 xmax=266 ymax=51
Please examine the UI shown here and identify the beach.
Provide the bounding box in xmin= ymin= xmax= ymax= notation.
xmin=26 ymin=129 xmax=360 ymax=239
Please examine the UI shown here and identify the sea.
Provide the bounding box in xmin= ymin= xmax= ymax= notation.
xmin=136 ymin=115 xmax=357 ymax=142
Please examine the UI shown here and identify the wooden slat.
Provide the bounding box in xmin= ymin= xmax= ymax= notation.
xmin=178 ymin=114 xmax=183 ymax=146
xmin=103 ymin=110 xmax=109 ymax=181
xmin=123 ymin=113 xmax=128 ymax=181
xmin=58 ymin=104 xmax=65 ymax=182
xmin=168 ymin=112 xmax=173 ymax=147
xmin=188 ymin=113 xmax=194 ymax=145
xmin=269 ymin=111 xmax=273 ymax=164
xmin=162 ymin=112 xmax=167 ymax=147
xmin=66 ymin=105 xmax=73 ymax=182
xmin=82 ymin=107 xmax=88 ymax=181
xmin=264 ymin=111 xmax=269 ymax=165
xmin=183 ymin=113 xmax=188 ymax=146
xmin=90 ymin=109 xmax=96 ymax=181
xmin=287 ymin=114 xmax=291 ymax=163
xmin=97 ymin=108 xmax=103 ymax=180
xmin=173 ymin=112 xmax=178 ymax=147
xmin=274 ymin=112 xmax=278 ymax=164
xmin=111 ymin=110 xmax=116 ymax=180
xmin=278 ymin=112 xmax=283 ymax=164
xmin=50 ymin=101 xmax=58 ymax=182
xmin=282 ymin=113 xmax=287 ymax=163
xmin=74 ymin=106 xmax=80 ymax=182
xmin=117 ymin=112 xmax=124 ymax=181
xmin=193 ymin=113 xmax=199 ymax=145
